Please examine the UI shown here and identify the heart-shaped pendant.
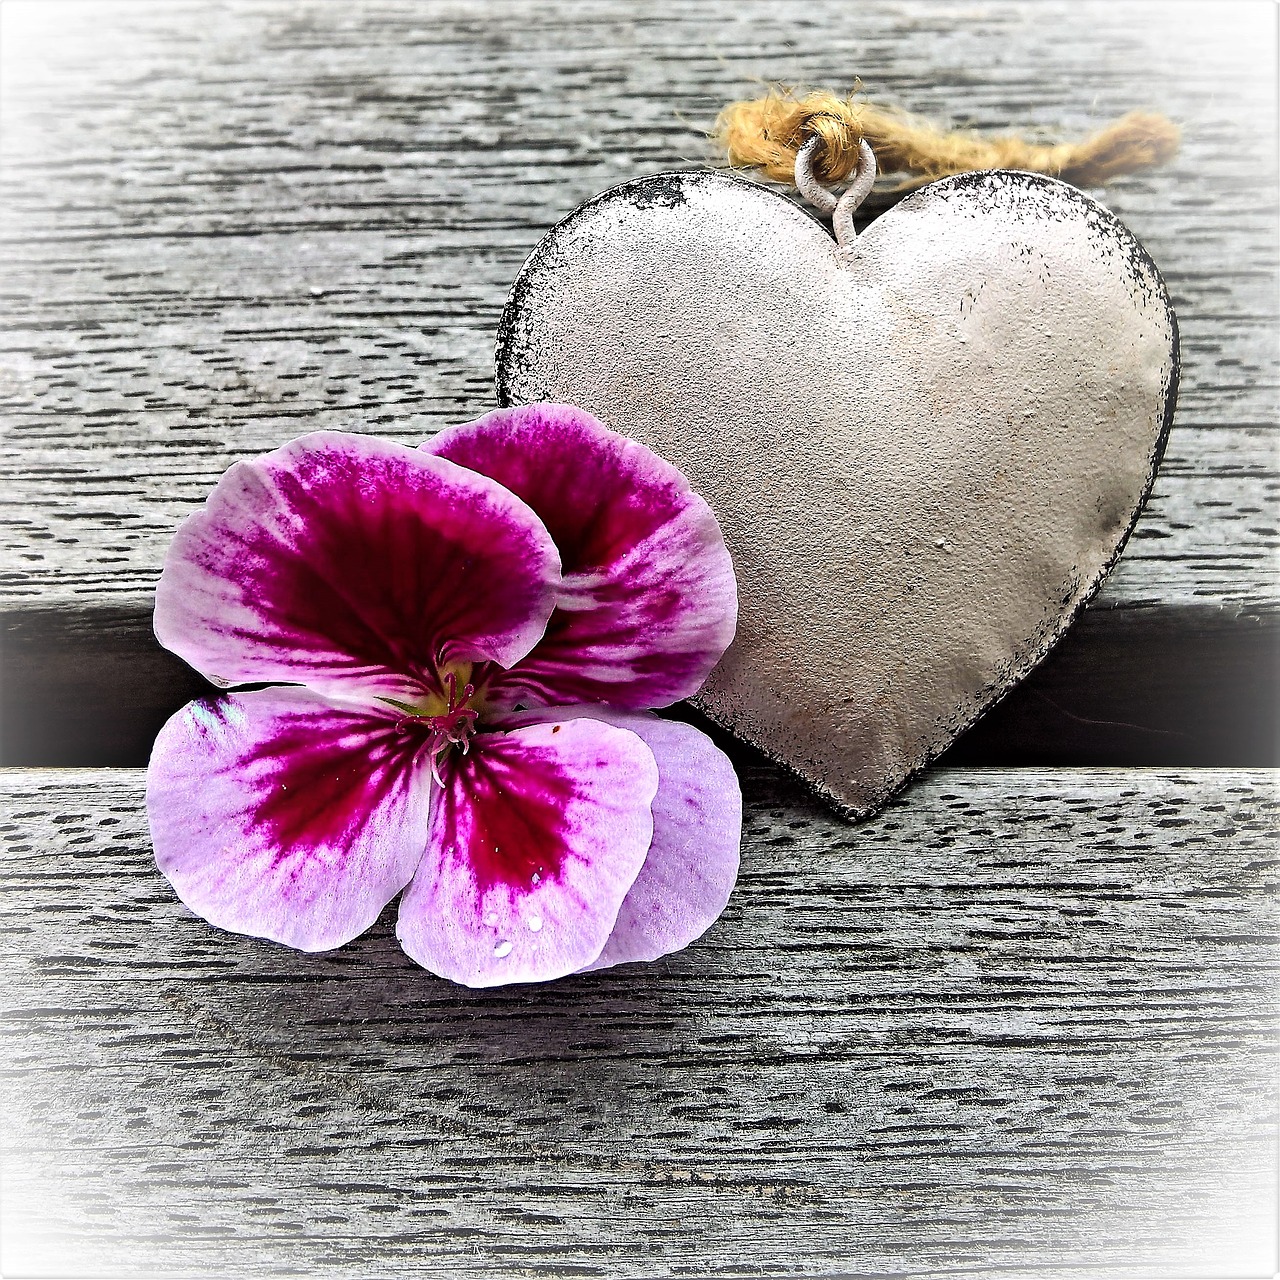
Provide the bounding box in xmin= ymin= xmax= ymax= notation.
xmin=495 ymin=165 xmax=1177 ymax=816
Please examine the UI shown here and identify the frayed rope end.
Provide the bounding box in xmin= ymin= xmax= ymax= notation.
xmin=715 ymin=90 xmax=1180 ymax=188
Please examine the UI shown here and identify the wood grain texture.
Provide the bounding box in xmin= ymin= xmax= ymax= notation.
xmin=2 ymin=765 xmax=1277 ymax=1277
xmin=0 ymin=0 xmax=1276 ymax=766
xmin=1 ymin=9 xmax=1276 ymax=1275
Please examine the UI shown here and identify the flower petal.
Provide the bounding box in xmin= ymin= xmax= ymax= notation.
xmin=395 ymin=717 xmax=659 ymax=986
xmin=506 ymin=706 xmax=742 ymax=971
xmin=147 ymin=687 xmax=431 ymax=952
xmin=581 ymin=711 xmax=741 ymax=970
xmin=155 ymin=431 xmax=561 ymax=701
xmin=426 ymin=404 xmax=737 ymax=710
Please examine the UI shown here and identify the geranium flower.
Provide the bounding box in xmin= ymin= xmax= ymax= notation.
xmin=146 ymin=404 xmax=741 ymax=987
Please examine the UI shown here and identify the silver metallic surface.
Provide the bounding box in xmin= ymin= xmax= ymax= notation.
xmin=795 ymin=137 xmax=878 ymax=251
xmin=496 ymin=169 xmax=1178 ymax=816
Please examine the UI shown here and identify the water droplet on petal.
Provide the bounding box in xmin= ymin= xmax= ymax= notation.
xmin=528 ymin=916 xmax=542 ymax=933
xmin=493 ymin=939 xmax=513 ymax=959
xmin=485 ymin=912 xmax=498 ymax=927
xmin=531 ymin=873 xmax=541 ymax=885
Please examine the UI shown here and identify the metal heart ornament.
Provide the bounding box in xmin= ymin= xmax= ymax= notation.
xmin=495 ymin=165 xmax=1177 ymax=816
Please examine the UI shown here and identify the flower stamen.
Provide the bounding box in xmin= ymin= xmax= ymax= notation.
xmin=387 ymin=668 xmax=481 ymax=783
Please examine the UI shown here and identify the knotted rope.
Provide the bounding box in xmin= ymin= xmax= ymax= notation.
xmin=716 ymin=90 xmax=1180 ymax=188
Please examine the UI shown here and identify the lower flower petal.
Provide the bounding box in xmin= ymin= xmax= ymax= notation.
xmin=147 ymin=688 xmax=431 ymax=952
xmin=580 ymin=711 xmax=741 ymax=970
xmin=507 ymin=706 xmax=742 ymax=971
xmin=395 ymin=717 xmax=658 ymax=986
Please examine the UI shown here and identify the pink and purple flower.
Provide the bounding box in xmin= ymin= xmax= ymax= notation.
xmin=146 ymin=404 xmax=741 ymax=987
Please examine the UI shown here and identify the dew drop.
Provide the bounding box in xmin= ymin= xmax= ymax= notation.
xmin=493 ymin=939 xmax=513 ymax=959
xmin=485 ymin=912 xmax=499 ymax=927
xmin=531 ymin=872 xmax=541 ymax=885
xmin=528 ymin=916 xmax=543 ymax=933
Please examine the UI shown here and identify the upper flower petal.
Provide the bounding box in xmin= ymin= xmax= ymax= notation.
xmin=147 ymin=687 xmax=431 ymax=952
xmin=395 ymin=717 xmax=659 ymax=986
xmin=425 ymin=404 xmax=737 ymax=710
xmin=507 ymin=706 xmax=742 ymax=971
xmin=155 ymin=431 xmax=561 ymax=701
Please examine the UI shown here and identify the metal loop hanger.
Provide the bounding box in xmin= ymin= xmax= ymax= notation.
xmin=794 ymin=136 xmax=877 ymax=253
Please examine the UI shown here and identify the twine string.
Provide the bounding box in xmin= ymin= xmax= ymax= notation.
xmin=716 ymin=90 xmax=1180 ymax=189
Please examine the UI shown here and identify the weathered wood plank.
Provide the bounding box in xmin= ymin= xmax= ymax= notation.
xmin=2 ymin=765 xmax=1276 ymax=1276
xmin=0 ymin=1 xmax=1276 ymax=766
xmin=0 ymin=0 xmax=1275 ymax=609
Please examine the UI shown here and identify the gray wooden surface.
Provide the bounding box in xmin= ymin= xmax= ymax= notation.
xmin=0 ymin=0 xmax=1277 ymax=764
xmin=2 ymin=766 xmax=1277 ymax=1277
xmin=1 ymin=2 xmax=1278 ymax=1276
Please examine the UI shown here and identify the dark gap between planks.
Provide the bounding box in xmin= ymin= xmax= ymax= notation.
xmin=2 ymin=601 xmax=1276 ymax=769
